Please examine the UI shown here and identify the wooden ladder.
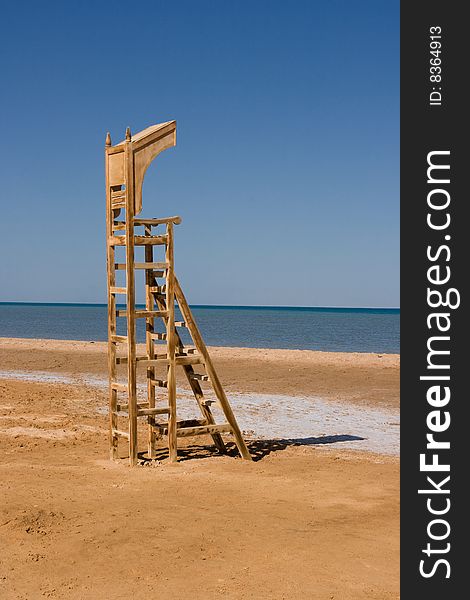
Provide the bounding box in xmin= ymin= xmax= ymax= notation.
xmin=105 ymin=126 xmax=251 ymax=466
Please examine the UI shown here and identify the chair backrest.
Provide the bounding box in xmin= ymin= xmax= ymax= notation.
xmin=105 ymin=121 xmax=177 ymax=215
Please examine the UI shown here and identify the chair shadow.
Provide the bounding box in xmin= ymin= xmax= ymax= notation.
xmin=244 ymin=434 xmax=366 ymax=461
xmin=137 ymin=434 xmax=366 ymax=464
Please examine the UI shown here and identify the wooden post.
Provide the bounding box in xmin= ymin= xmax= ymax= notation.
xmin=144 ymin=224 xmax=157 ymax=458
xmin=166 ymin=223 xmax=177 ymax=462
xmin=105 ymin=136 xmax=119 ymax=460
xmin=124 ymin=130 xmax=138 ymax=466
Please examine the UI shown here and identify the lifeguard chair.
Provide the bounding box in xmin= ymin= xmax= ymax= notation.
xmin=105 ymin=121 xmax=251 ymax=465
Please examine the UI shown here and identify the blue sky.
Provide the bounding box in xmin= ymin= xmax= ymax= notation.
xmin=0 ymin=0 xmax=399 ymax=307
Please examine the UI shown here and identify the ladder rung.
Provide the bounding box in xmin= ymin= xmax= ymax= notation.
xmin=111 ymin=382 xmax=127 ymax=392
xmin=135 ymin=262 xmax=169 ymax=270
xmin=110 ymin=286 xmax=127 ymax=294
xmin=150 ymin=332 xmax=167 ymax=341
xmin=154 ymin=418 xmax=205 ymax=431
xmin=112 ymin=201 xmax=126 ymax=209
xmin=135 ymin=310 xmax=169 ymax=319
xmin=175 ymin=321 xmax=186 ymax=328
xmin=137 ymin=235 xmax=168 ymax=246
xmin=109 ymin=235 xmax=168 ymax=247
xmin=114 ymin=265 xmax=164 ymax=277
xmin=144 ymin=349 xmax=198 ymax=361
xmin=137 ymin=407 xmax=170 ymax=417
xmin=112 ymin=428 xmax=129 ymax=439
xmin=116 ymin=355 xmax=148 ymax=365
xmin=177 ymin=355 xmax=203 ymax=365
xmin=111 ymin=189 xmax=126 ymax=200
xmin=149 ymin=379 xmax=168 ymax=388
xmin=176 ymin=424 xmax=232 ymax=438
xmin=113 ymin=221 xmax=126 ymax=231
xmin=149 ymin=285 xmax=166 ymax=293
xmin=116 ymin=310 xmax=169 ymax=319
xmin=190 ymin=373 xmax=209 ymax=382
xmin=110 ymin=335 xmax=127 ymax=343
xmin=117 ymin=402 xmax=149 ymax=411
xmin=140 ymin=356 xmax=204 ymax=367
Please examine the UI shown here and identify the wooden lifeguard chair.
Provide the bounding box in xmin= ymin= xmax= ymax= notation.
xmin=105 ymin=121 xmax=251 ymax=465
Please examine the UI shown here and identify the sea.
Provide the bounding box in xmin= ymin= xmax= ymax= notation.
xmin=0 ymin=303 xmax=399 ymax=354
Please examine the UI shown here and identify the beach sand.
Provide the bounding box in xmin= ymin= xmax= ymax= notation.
xmin=0 ymin=338 xmax=399 ymax=599
xmin=0 ymin=337 xmax=399 ymax=407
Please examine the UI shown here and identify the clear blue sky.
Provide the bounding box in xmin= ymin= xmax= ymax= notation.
xmin=0 ymin=0 xmax=399 ymax=307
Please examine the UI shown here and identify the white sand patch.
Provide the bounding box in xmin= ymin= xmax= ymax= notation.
xmin=1 ymin=369 xmax=399 ymax=455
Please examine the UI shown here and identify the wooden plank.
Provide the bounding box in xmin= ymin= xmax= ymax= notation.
xmin=144 ymin=226 xmax=158 ymax=459
xmin=116 ymin=355 xmax=147 ymax=365
xmin=176 ymin=423 xmax=232 ymax=438
xmin=111 ymin=200 xmax=126 ymax=209
xmin=106 ymin=146 xmax=119 ymax=461
xmin=166 ymin=222 xmax=177 ymax=463
xmin=150 ymin=332 xmax=167 ymax=341
xmin=175 ymin=321 xmax=186 ymax=328
xmin=110 ymin=335 xmax=127 ymax=343
xmin=176 ymin=355 xmax=204 ymax=365
xmin=153 ymin=418 xmax=206 ymax=432
xmin=114 ymin=263 xmax=167 ymax=272
xmin=111 ymin=382 xmax=127 ymax=392
xmin=133 ymin=216 xmax=182 ymax=226
xmin=124 ymin=137 xmax=138 ymax=467
xmin=110 ymin=286 xmax=127 ymax=294
xmin=129 ymin=349 xmax=198 ymax=360
xmin=108 ymin=150 xmax=125 ymax=184
xmin=117 ymin=402 xmax=149 ymax=411
xmin=116 ymin=309 xmax=169 ymax=319
xmin=111 ymin=189 xmax=126 ymax=201
xmin=174 ymin=277 xmax=252 ymax=461
xmin=110 ymin=235 xmax=168 ymax=246
xmin=112 ymin=428 xmax=130 ymax=439
xmin=134 ymin=262 xmax=169 ymax=270
xmin=138 ymin=355 xmax=203 ymax=367
xmin=135 ymin=235 xmax=167 ymax=245
xmin=137 ymin=407 xmax=170 ymax=417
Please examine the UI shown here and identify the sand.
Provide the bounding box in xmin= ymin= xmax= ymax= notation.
xmin=0 ymin=338 xmax=399 ymax=599
xmin=0 ymin=337 xmax=399 ymax=407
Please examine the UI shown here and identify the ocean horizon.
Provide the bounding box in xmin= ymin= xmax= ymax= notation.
xmin=0 ymin=302 xmax=400 ymax=354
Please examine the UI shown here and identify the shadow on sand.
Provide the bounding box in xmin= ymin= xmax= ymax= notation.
xmin=137 ymin=434 xmax=366 ymax=464
xmin=245 ymin=434 xmax=366 ymax=461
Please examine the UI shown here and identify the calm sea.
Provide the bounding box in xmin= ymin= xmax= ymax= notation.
xmin=0 ymin=303 xmax=399 ymax=353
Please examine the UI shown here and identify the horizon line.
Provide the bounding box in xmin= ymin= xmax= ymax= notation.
xmin=0 ymin=300 xmax=400 ymax=311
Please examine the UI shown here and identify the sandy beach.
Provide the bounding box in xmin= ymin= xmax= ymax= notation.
xmin=0 ymin=338 xmax=399 ymax=599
